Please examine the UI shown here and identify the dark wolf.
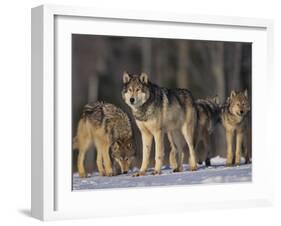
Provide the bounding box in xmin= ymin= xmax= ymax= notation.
xmin=73 ymin=101 xmax=135 ymax=178
xmin=195 ymin=96 xmax=221 ymax=166
xmin=122 ymin=72 xmax=198 ymax=175
xmin=220 ymin=90 xmax=251 ymax=166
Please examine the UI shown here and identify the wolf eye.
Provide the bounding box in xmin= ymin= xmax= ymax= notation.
xmin=128 ymin=88 xmax=132 ymax=92
xmin=136 ymin=88 xmax=140 ymax=92
xmin=125 ymin=158 xmax=129 ymax=161
xmin=119 ymin=157 xmax=123 ymax=161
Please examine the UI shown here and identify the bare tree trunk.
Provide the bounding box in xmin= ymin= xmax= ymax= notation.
xmin=211 ymin=42 xmax=225 ymax=101
xmin=88 ymin=75 xmax=99 ymax=102
xmin=229 ymin=43 xmax=242 ymax=90
xmin=177 ymin=40 xmax=190 ymax=89
xmin=209 ymin=42 xmax=226 ymax=157
xmin=154 ymin=41 xmax=164 ymax=85
xmin=141 ymin=39 xmax=152 ymax=75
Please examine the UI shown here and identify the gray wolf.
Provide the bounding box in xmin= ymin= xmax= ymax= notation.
xmin=73 ymin=101 xmax=135 ymax=178
xmin=195 ymin=96 xmax=221 ymax=166
xmin=220 ymin=90 xmax=251 ymax=166
xmin=122 ymin=72 xmax=198 ymax=175
xmin=169 ymin=96 xmax=221 ymax=168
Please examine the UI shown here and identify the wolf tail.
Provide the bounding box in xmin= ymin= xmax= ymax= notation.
xmin=73 ymin=102 xmax=104 ymax=152
xmin=72 ymin=136 xmax=78 ymax=150
xmin=73 ymin=116 xmax=96 ymax=154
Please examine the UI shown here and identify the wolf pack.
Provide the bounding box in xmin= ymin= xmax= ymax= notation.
xmin=73 ymin=72 xmax=251 ymax=178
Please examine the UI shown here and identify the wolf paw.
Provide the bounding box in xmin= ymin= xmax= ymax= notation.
xmin=79 ymin=172 xmax=87 ymax=178
xmin=205 ymin=158 xmax=211 ymax=167
xmin=225 ymin=162 xmax=233 ymax=167
xmin=189 ymin=165 xmax=197 ymax=171
xmin=106 ymin=171 xmax=113 ymax=177
xmin=234 ymin=161 xmax=241 ymax=166
xmin=99 ymin=171 xmax=106 ymax=176
xmin=234 ymin=162 xmax=241 ymax=166
xmin=152 ymin=170 xmax=161 ymax=175
xmin=133 ymin=171 xmax=146 ymax=177
xmin=172 ymin=167 xmax=183 ymax=173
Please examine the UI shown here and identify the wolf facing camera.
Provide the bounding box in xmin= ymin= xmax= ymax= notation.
xmin=220 ymin=90 xmax=251 ymax=166
xmin=122 ymin=72 xmax=198 ymax=176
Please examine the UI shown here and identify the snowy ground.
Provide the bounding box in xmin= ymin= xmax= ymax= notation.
xmin=72 ymin=156 xmax=252 ymax=190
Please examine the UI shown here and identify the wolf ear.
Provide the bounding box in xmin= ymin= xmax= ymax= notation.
xmin=213 ymin=95 xmax=220 ymax=105
xmin=123 ymin=71 xmax=131 ymax=84
xmin=112 ymin=142 xmax=119 ymax=151
xmin=140 ymin=72 xmax=149 ymax=84
xmin=230 ymin=90 xmax=236 ymax=99
xmin=244 ymin=89 xmax=248 ymax=98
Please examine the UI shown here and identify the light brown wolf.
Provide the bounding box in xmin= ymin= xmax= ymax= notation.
xmin=122 ymin=72 xmax=198 ymax=175
xmin=73 ymin=101 xmax=135 ymax=178
xmin=220 ymin=90 xmax=251 ymax=166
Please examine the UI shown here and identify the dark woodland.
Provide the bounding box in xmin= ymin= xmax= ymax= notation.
xmin=72 ymin=34 xmax=252 ymax=173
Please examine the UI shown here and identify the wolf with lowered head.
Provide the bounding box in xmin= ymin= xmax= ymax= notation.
xmin=74 ymin=101 xmax=135 ymax=178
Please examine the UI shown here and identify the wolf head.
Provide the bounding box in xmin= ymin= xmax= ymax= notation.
xmin=111 ymin=138 xmax=135 ymax=174
xmin=206 ymin=95 xmax=220 ymax=105
xmin=122 ymin=72 xmax=150 ymax=109
xmin=228 ymin=90 xmax=250 ymax=117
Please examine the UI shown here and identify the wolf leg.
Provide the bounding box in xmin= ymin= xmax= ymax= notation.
xmin=76 ymin=138 xmax=92 ymax=178
xmin=168 ymin=132 xmax=178 ymax=170
xmin=153 ymin=131 xmax=165 ymax=175
xmin=101 ymin=146 xmax=113 ymax=177
xmin=95 ymin=138 xmax=112 ymax=176
xmin=182 ymin=129 xmax=197 ymax=171
xmin=235 ymin=131 xmax=244 ymax=165
xmin=77 ymin=150 xmax=87 ymax=178
xmin=203 ymin=131 xmax=211 ymax=167
xmin=168 ymin=130 xmax=184 ymax=172
xmin=245 ymin=146 xmax=251 ymax=164
xmin=195 ymin=137 xmax=203 ymax=164
xmin=96 ymin=150 xmax=105 ymax=176
xmin=243 ymin=131 xmax=251 ymax=164
xmin=135 ymin=130 xmax=153 ymax=176
xmin=225 ymin=129 xmax=234 ymax=166
xmin=112 ymin=160 xmax=121 ymax=176
xmin=75 ymin=118 xmax=95 ymax=177
xmin=182 ymin=115 xmax=198 ymax=171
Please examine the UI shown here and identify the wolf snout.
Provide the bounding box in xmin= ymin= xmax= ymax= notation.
xmin=130 ymin=97 xmax=135 ymax=104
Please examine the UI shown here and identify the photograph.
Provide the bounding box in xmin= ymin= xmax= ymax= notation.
xmin=71 ymin=34 xmax=252 ymax=190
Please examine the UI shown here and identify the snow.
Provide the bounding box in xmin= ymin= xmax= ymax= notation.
xmin=72 ymin=156 xmax=251 ymax=190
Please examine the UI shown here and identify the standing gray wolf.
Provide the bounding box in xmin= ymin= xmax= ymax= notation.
xmin=73 ymin=101 xmax=135 ymax=178
xmin=122 ymin=72 xmax=198 ymax=175
xmin=220 ymin=90 xmax=251 ymax=166
xmin=195 ymin=96 xmax=221 ymax=166
xmin=169 ymin=96 xmax=221 ymax=168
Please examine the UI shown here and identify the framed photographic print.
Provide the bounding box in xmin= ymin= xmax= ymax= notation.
xmin=31 ymin=4 xmax=274 ymax=221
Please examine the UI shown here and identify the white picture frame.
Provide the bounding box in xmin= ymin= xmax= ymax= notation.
xmin=31 ymin=4 xmax=274 ymax=221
